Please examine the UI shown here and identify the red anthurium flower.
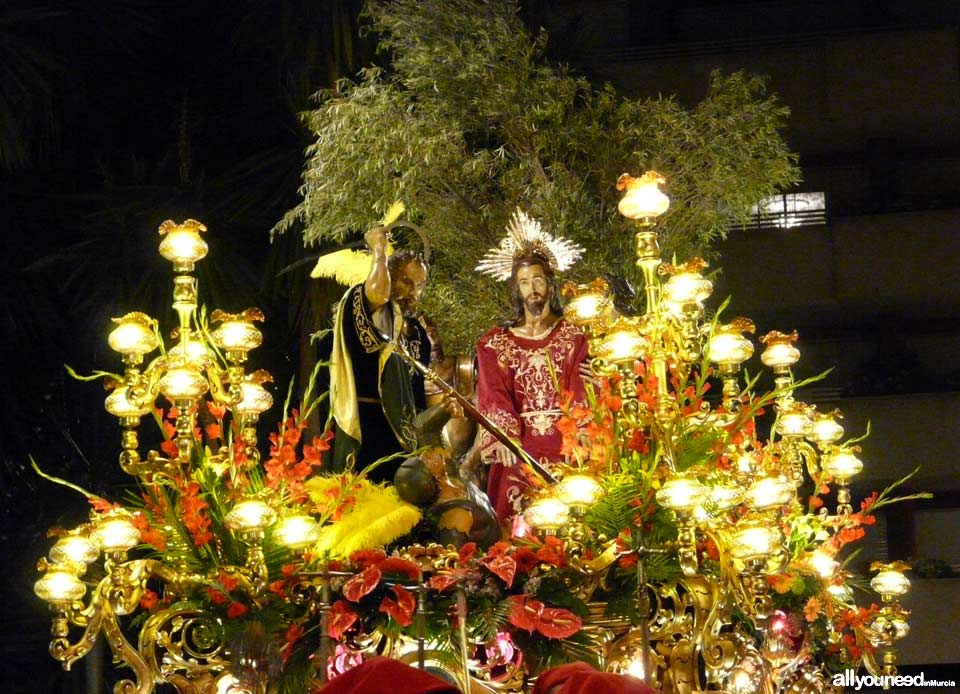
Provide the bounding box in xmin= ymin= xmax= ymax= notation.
xmin=537 ymin=607 xmax=583 ymax=639
xmin=481 ymin=553 xmax=517 ymax=587
xmin=507 ymin=595 xmax=541 ymax=634
xmin=379 ymin=585 xmax=416 ymax=627
xmin=343 ymin=564 xmax=382 ymax=602
xmin=328 ymin=600 xmax=359 ymax=639
xmin=507 ymin=595 xmax=582 ymax=639
xmin=427 ymin=574 xmax=458 ymax=592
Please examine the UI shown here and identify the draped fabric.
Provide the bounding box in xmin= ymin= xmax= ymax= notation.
xmin=476 ymin=319 xmax=588 ymax=519
xmin=320 ymin=656 xmax=461 ymax=693
xmin=329 ymin=284 xmax=429 ymax=483
xmin=532 ymin=662 xmax=657 ymax=694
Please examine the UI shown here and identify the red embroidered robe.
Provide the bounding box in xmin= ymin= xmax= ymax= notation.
xmin=476 ymin=319 xmax=588 ymax=519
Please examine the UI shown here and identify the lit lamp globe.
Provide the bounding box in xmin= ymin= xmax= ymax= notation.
xmin=807 ymin=549 xmax=839 ymax=579
xmin=211 ymin=310 xmax=264 ymax=362
xmin=108 ymin=313 xmax=159 ymax=365
xmin=707 ymin=322 xmax=755 ymax=370
xmin=729 ymin=525 xmax=779 ymax=562
xmin=225 ymin=499 xmax=276 ymax=536
xmin=745 ymin=476 xmax=795 ymax=511
xmin=34 ymin=568 xmax=87 ymax=607
xmin=595 ymin=319 xmax=647 ymax=367
xmin=871 ymin=567 xmax=911 ymax=599
xmin=616 ymin=171 xmax=670 ymax=223
xmin=562 ymin=284 xmax=612 ymax=328
xmin=760 ymin=330 xmax=800 ymax=374
xmin=274 ymin=514 xmax=320 ymax=552
xmin=105 ymin=386 xmax=153 ymax=423
xmin=523 ymin=497 xmax=570 ymax=535
xmin=91 ymin=511 xmax=141 ymax=555
xmin=556 ymin=474 xmax=604 ymax=514
xmin=822 ymin=449 xmax=863 ymax=483
xmin=158 ymin=219 xmax=208 ymax=272
xmin=776 ymin=403 xmax=812 ymax=438
xmin=656 ymin=477 xmax=707 ymax=514
xmin=168 ymin=334 xmax=215 ymax=365
xmin=234 ymin=382 xmax=273 ymax=421
xmin=49 ymin=534 xmax=100 ymax=567
xmin=662 ymin=268 xmax=713 ymax=308
xmin=159 ymin=365 xmax=209 ymax=401
xmin=809 ymin=412 xmax=844 ymax=448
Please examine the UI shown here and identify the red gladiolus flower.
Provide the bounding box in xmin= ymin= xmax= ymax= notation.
xmin=535 ymin=536 xmax=566 ymax=568
xmin=88 ymin=497 xmax=118 ymax=514
xmin=268 ymin=580 xmax=287 ymax=598
xmin=218 ymin=571 xmax=239 ymax=593
xmin=207 ymin=401 xmax=227 ymax=419
xmin=160 ymin=439 xmax=179 ymax=459
xmin=226 ymin=601 xmax=248 ymax=619
xmin=280 ymin=623 xmax=305 ymax=663
xmin=139 ymin=589 xmax=159 ymax=612
xmin=208 ymin=587 xmax=229 ymax=605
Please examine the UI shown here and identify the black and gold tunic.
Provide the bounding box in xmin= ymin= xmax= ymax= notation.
xmin=328 ymin=284 xmax=429 ymax=483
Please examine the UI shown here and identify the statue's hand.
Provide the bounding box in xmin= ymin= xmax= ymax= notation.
xmin=364 ymin=225 xmax=389 ymax=253
xmin=442 ymin=393 xmax=464 ymax=419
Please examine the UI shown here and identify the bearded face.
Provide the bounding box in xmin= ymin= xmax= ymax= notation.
xmin=515 ymin=263 xmax=550 ymax=318
xmin=391 ymin=258 xmax=428 ymax=317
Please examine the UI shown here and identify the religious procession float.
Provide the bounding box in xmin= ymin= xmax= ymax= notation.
xmin=30 ymin=1 xmax=927 ymax=692
xmin=32 ymin=173 xmax=923 ymax=694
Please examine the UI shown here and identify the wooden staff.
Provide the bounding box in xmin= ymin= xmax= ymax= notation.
xmin=393 ymin=340 xmax=557 ymax=485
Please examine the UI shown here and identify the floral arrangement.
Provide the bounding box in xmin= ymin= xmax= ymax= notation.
xmin=548 ymin=338 xmax=929 ymax=681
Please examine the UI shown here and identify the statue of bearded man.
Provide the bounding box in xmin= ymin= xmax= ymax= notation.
xmin=475 ymin=245 xmax=589 ymax=524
